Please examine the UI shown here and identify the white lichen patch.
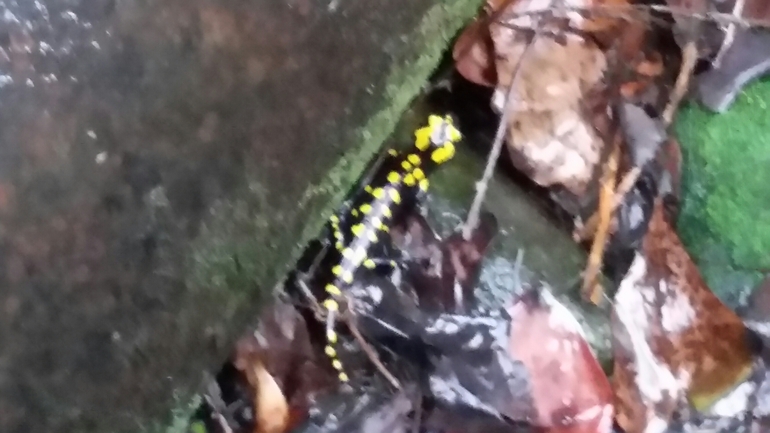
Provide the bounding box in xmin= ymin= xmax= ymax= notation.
xmin=659 ymin=280 xmax=695 ymax=335
xmin=614 ymin=254 xmax=691 ymax=431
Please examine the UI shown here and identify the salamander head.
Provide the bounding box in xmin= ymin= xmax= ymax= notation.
xmin=414 ymin=114 xmax=462 ymax=165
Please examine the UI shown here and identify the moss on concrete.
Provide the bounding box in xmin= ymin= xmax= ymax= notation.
xmin=295 ymin=0 xmax=486 ymax=250
xmin=189 ymin=0 xmax=483 ymax=302
xmin=173 ymin=1 xmax=482 ymax=431
xmin=675 ymin=78 xmax=770 ymax=303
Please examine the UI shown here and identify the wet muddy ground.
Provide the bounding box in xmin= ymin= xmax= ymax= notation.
xmin=0 ymin=0 xmax=478 ymax=432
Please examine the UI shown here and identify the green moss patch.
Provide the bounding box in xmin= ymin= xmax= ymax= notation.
xmin=675 ymin=78 xmax=770 ymax=301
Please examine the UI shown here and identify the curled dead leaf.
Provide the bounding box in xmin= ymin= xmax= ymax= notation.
xmin=233 ymin=343 xmax=289 ymax=433
xmin=391 ymin=211 xmax=498 ymax=313
xmin=254 ymin=361 xmax=290 ymax=433
xmin=223 ymin=302 xmax=337 ymax=433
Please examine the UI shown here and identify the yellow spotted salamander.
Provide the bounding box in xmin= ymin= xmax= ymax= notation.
xmin=320 ymin=114 xmax=461 ymax=382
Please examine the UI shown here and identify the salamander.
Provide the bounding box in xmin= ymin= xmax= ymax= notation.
xmin=320 ymin=114 xmax=462 ymax=382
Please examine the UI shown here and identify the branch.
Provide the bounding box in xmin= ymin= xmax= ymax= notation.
xmin=462 ymin=29 xmax=538 ymax=239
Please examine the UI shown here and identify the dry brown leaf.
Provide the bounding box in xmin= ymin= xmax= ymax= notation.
xmin=233 ymin=343 xmax=290 ymax=433
xmin=451 ymin=0 xmax=519 ymax=87
xmin=490 ymin=31 xmax=606 ymax=195
xmin=620 ymin=52 xmax=664 ymax=99
xmin=612 ymin=200 xmax=755 ymax=433
xmin=453 ymin=19 xmax=498 ymax=88
xmin=228 ymin=302 xmax=337 ymax=433
xmin=254 ymin=361 xmax=290 ymax=433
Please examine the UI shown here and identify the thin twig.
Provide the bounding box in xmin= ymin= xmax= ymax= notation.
xmin=573 ymin=167 xmax=641 ymax=241
xmin=462 ymin=29 xmax=539 ymax=240
xmin=581 ymin=139 xmax=620 ymax=304
xmin=662 ymin=39 xmax=698 ymax=126
xmin=295 ymin=278 xmax=326 ymax=322
xmin=713 ymin=0 xmax=746 ymax=68
xmin=344 ymin=314 xmax=402 ymax=390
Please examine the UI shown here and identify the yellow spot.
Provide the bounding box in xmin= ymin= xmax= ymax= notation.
xmin=325 ymin=284 xmax=342 ymax=296
xmin=339 ymin=372 xmax=349 ymax=382
xmin=428 ymin=114 xmax=443 ymax=128
xmin=415 ymin=127 xmax=431 ymax=151
xmin=327 ymin=329 xmax=337 ymax=343
xmin=389 ymin=189 xmax=401 ymax=204
xmin=388 ymin=149 xmax=398 ymax=156
xmin=413 ymin=168 xmax=425 ymax=180
xmin=408 ymin=154 xmax=421 ymax=165
xmin=342 ymin=270 xmax=354 ymax=284
xmin=325 ymin=345 xmax=336 ymax=357
xmin=359 ymin=203 xmax=372 ymax=214
xmin=419 ymin=179 xmax=429 ymax=191
xmin=364 ymin=259 xmax=376 ymax=269
xmin=190 ymin=421 xmax=207 ymax=433
xmin=364 ymin=185 xmax=373 ymax=193
xmin=390 ymin=260 xmax=397 ymax=267
xmin=335 ymin=241 xmax=343 ymax=250
xmin=382 ymin=225 xmax=389 ymax=233
xmin=431 ymin=142 xmax=456 ymax=163
xmin=447 ymin=122 xmax=462 ymax=142
xmin=401 ymin=160 xmax=412 ymax=171
xmin=332 ymin=359 xmax=343 ymax=370
xmin=331 ymin=265 xmax=343 ymax=276
xmin=367 ymin=231 xmax=378 ymax=242
xmin=352 ymin=209 xmax=359 ymax=217
xmin=330 ymin=215 xmax=339 ymax=223
xmin=372 ymin=188 xmax=384 ymax=199
xmin=404 ymin=173 xmax=416 ymax=186
xmin=334 ymin=231 xmax=342 ymax=240
xmin=351 ymin=223 xmax=364 ymax=237
xmin=382 ymin=207 xmax=392 ymax=218
xmin=387 ymin=172 xmax=401 ymax=183
xmin=324 ymin=299 xmax=339 ymax=312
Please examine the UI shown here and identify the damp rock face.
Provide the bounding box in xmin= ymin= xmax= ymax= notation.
xmin=0 ymin=0 xmax=481 ymax=432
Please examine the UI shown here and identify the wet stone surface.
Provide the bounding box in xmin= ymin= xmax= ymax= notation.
xmin=0 ymin=0 xmax=479 ymax=432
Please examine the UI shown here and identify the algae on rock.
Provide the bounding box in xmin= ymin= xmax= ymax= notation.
xmin=675 ymin=78 xmax=770 ymax=306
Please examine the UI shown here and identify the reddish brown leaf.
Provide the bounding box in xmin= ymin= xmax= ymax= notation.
xmin=612 ymin=200 xmax=755 ymax=433
xmin=453 ymin=18 xmax=498 ymax=87
xmin=507 ymin=288 xmax=613 ymax=433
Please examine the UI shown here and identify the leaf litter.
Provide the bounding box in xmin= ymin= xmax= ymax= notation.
xmin=191 ymin=1 xmax=770 ymax=433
